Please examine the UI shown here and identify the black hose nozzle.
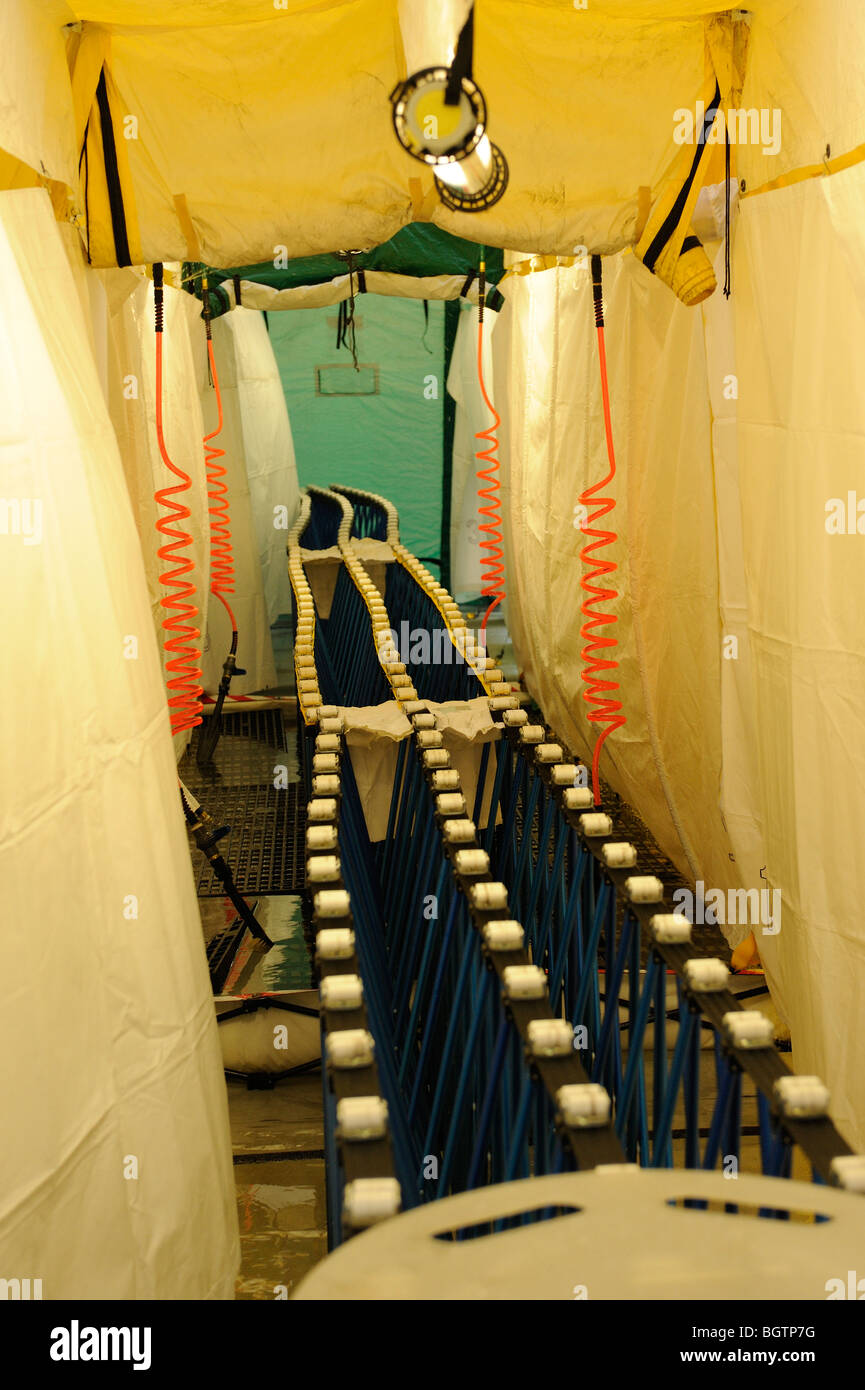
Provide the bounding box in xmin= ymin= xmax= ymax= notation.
xmin=591 ymin=254 xmax=604 ymax=328
xmin=153 ymin=262 xmax=164 ymax=333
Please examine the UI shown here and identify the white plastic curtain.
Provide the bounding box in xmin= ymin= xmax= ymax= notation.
xmin=189 ymin=303 xmax=278 ymax=693
xmin=494 ymin=251 xmax=744 ymax=919
xmin=97 ymin=267 xmax=211 ymax=756
xmin=447 ymin=301 xmax=496 ymax=600
xmin=0 ymin=188 xmax=238 ymax=1297
xmin=208 ymin=308 xmax=299 ymax=625
xmin=734 ymin=166 xmax=865 ymax=1153
xmin=495 ymin=175 xmax=865 ymax=1150
xmin=95 ymin=270 xmax=278 ymax=723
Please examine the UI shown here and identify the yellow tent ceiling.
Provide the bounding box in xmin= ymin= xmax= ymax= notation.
xmin=59 ymin=3 xmax=764 ymax=22
xmin=1 ymin=1 xmax=861 ymax=271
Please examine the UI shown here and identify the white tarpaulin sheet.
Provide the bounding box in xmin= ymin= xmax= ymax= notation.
xmin=447 ymin=302 xmax=495 ymax=599
xmin=97 ymin=268 xmax=277 ymax=722
xmin=496 ymin=186 xmax=865 ymax=1148
xmin=0 ymin=188 xmax=238 ymax=1297
xmin=734 ymin=167 xmax=865 ymax=1151
xmin=209 ymin=308 xmax=299 ymax=625
xmin=98 ymin=268 xmax=211 ymax=756
xmin=189 ymin=301 xmax=277 ymax=695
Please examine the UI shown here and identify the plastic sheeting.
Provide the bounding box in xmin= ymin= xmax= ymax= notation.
xmin=189 ymin=305 xmax=278 ymax=691
xmin=0 ymin=1 xmax=76 ymax=189
xmin=0 ymin=188 xmax=238 ymax=1297
xmin=98 ymin=267 xmax=211 ymax=755
xmin=184 ymin=225 xmax=504 ymax=317
xmin=734 ymin=166 xmax=865 ymax=1152
xmin=446 ymin=301 xmax=497 ymax=599
xmin=496 ymin=187 xmax=865 ymax=1148
xmin=494 ymin=252 xmax=743 ymax=924
xmin=97 ymin=273 xmax=277 ymax=721
xmin=207 ymin=309 xmax=299 ymax=625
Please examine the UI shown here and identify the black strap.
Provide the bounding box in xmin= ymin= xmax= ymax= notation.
xmin=95 ymin=70 xmax=131 ymax=267
xmin=460 ymin=268 xmax=477 ymax=299
xmin=445 ymin=7 xmax=474 ymax=105
xmin=643 ymin=81 xmax=720 ymax=275
xmin=356 ymin=268 xmax=367 ymax=294
xmin=233 ymin=274 xmax=242 ymax=307
xmin=79 ymin=113 xmax=92 ymax=265
xmin=724 ymin=126 xmax=732 ymax=299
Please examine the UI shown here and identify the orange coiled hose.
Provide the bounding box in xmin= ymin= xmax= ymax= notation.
xmin=203 ymin=336 xmax=237 ymax=632
xmin=153 ymin=264 xmax=203 ymax=736
xmin=579 ymin=255 xmax=626 ymax=805
xmin=474 ymin=262 xmax=505 ymax=639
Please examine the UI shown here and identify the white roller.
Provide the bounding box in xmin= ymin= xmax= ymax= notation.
xmin=557 ymin=1084 xmax=611 ymax=1129
xmin=502 ymin=965 xmax=547 ymax=1001
xmin=527 ymin=1019 xmax=574 ymax=1057
xmin=320 ymin=975 xmax=363 ymax=1011
xmin=342 ymin=1179 xmax=401 ymax=1228
xmin=481 ymin=920 xmax=524 ymax=952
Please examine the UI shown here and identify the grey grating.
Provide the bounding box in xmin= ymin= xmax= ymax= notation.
xmin=181 ymin=708 xmax=288 ymax=789
xmin=180 ymin=711 xmax=306 ymax=896
xmin=190 ymin=782 xmax=305 ymax=896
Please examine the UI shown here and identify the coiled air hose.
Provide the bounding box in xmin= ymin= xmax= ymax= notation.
xmin=197 ymin=273 xmax=245 ymax=765
xmin=474 ymin=258 xmax=505 ymax=639
xmin=153 ymin=262 xmax=203 ymax=737
xmin=579 ymin=255 xmax=626 ymax=805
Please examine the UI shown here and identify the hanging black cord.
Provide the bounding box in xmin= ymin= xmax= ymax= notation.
xmin=336 ymin=251 xmax=360 ymax=370
xmin=79 ymin=113 xmax=92 ymax=265
xmin=201 ymin=271 xmax=214 ymax=388
xmin=724 ymin=125 xmax=732 ymax=299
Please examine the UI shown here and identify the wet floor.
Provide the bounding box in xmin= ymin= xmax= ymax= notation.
xmin=229 ymin=1078 xmax=328 ymax=1299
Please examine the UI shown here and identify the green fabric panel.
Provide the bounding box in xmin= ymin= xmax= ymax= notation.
xmin=183 ymin=224 xmax=505 ymax=315
xmin=269 ymin=295 xmax=445 ymax=562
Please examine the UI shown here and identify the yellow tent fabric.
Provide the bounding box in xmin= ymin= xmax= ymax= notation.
xmin=2 ymin=1 xmax=862 ymax=278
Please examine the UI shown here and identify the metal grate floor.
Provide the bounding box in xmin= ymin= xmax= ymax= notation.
xmin=180 ymin=711 xmax=306 ymax=896
xmin=181 ymin=709 xmax=289 ymax=789
xmin=190 ymin=783 xmax=305 ymax=896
